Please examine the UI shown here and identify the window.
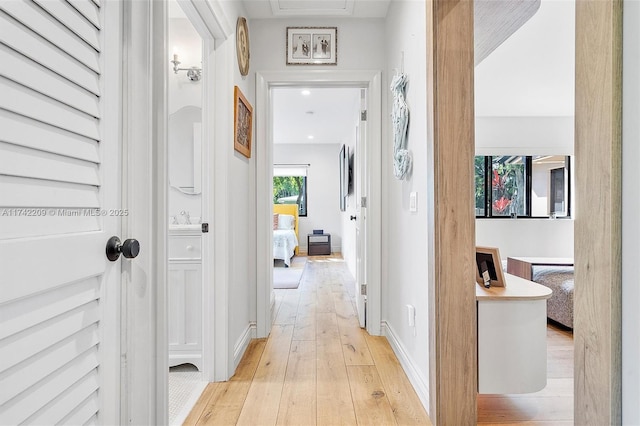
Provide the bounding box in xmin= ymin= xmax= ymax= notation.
xmin=475 ymin=155 xmax=571 ymax=218
xmin=273 ymin=167 xmax=307 ymax=216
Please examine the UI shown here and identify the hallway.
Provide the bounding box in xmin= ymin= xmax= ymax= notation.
xmin=183 ymin=256 xmax=431 ymax=425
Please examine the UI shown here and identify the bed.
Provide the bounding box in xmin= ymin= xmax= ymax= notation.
xmin=273 ymin=204 xmax=299 ymax=266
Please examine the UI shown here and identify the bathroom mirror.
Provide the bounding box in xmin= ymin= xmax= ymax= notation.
xmin=169 ymin=105 xmax=202 ymax=194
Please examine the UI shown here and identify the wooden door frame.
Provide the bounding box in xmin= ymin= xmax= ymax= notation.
xmin=255 ymin=70 xmax=382 ymax=338
xmin=428 ymin=0 xmax=622 ymax=424
xmin=574 ymin=1 xmax=622 ymax=423
xmin=427 ymin=1 xmax=477 ymax=424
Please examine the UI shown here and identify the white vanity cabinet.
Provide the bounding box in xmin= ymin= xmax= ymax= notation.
xmin=168 ymin=226 xmax=202 ymax=370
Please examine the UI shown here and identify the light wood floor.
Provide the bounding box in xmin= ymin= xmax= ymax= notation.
xmin=477 ymin=321 xmax=574 ymax=425
xmin=183 ymin=255 xmax=574 ymax=425
xmin=183 ymin=255 xmax=431 ymax=425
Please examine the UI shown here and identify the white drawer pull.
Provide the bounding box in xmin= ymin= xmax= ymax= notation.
xmin=186 ymin=245 xmax=194 ymax=251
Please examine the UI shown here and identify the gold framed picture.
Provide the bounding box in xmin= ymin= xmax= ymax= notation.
xmin=475 ymin=246 xmax=506 ymax=288
xmin=234 ymin=86 xmax=253 ymax=158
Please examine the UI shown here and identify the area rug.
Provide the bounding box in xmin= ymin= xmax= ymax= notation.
xmin=273 ymin=256 xmax=307 ymax=289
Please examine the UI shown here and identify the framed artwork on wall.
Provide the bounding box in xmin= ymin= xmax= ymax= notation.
xmin=234 ymin=86 xmax=253 ymax=158
xmin=286 ymin=27 xmax=337 ymax=65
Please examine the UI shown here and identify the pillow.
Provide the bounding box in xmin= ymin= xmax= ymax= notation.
xmin=273 ymin=213 xmax=279 ymax=230
xmin=277 ymin=214 xmax=295 ymax=230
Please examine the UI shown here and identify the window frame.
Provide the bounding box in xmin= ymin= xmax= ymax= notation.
xmin=273 ymin=173 xmax=308 ymax=217
xmin=475 ymin=155 xmax=572 ymax=219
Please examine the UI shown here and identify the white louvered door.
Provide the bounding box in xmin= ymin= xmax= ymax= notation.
xmin=0 ymin=0 xmax=122 ymax=424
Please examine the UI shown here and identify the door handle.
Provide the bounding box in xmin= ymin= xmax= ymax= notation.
xmin=106 ymin=236 xmax=140 ymax=261
xmin=350 ymin=215 xmax=357 ymax=221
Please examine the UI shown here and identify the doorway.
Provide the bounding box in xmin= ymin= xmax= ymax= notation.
xmin=255 ymin=71 xmax=383 ymax=339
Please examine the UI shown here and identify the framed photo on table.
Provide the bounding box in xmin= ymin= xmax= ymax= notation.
xmin=234 ymin=86 xmax=253 ymax=158
xmin=475 ymin=246 xmax=506 ymax=288
xmin=286 ymin=27 xmax=337 ymax=65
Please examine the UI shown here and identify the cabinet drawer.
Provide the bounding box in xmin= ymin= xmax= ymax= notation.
xmin=169 ymin=236 xmax=201 ymax=260
xmin=309 ymin=235 xmax=330 ymax=244
xmin=308 ymin=243 xmax=331 ymax=256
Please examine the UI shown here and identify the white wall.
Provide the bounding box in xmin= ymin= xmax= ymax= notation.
xmin=475 ymin=116 xmax=575 ymax=259
xmin=476 ymin=218 xmax=573 ymax=260
xmin=212 ymin=0 xmax=255 ymax=373
xmin=273 ymin=143 xmax=343 ymax=253
xmin=382 ymin=0 xmax=430 ymax=409
xmin=474 ymin=0 xmax=575 ymax=261
xmin=250 ymin=17 xmax=386 ymax=71
xmin=622 ymin=2 xmax=640 ymax=423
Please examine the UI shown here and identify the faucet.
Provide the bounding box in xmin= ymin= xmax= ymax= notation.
xmin=180 ymin=210 xmax=191 ymax=224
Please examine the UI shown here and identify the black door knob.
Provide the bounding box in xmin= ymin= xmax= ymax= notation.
xmin=106 ymin=236 xmax=141 ymax=261
xmin=350 ymin=215 xmax=357 ymax=221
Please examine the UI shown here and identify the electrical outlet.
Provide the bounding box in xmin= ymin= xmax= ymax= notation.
xmin=409 ymin=192 xmax=417 ymax=212
xmin=406 ymin=304 xmax=415 ymax=327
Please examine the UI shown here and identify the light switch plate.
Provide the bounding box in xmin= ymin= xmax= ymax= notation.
xmin=409 ymin=192 xmax=417 ymax=212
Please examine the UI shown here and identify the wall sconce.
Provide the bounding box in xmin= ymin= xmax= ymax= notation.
xmin=170 ymin=53 xmax=202 ymax=82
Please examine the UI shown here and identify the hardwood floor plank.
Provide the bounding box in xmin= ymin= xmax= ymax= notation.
xmin=346 ymin=365 xmax=398 ymax=425
xmin=317 ymin=337 xmax=357 ymax=425
xmin=236 ymin=324 xmax=294 ymax=426
xmin=195 ymin=382 xmax=251 ymax=425
xmin=182 ymin=382 xmax=221 ymax=425
xmin=232 ymin=338 xmax=268 ymax=382
xmin=477 ymin=422 xmax=573 ymax=426
xmin=293 ymin=293 xmax=316 ymax=341
xmin=337 ymin=315 xmax=374 ymax=366
xmin=316 ymin=312 xmax=340 ymax=341
xmin=276 ymin=340 xmax=317 ymax=425
xmin=365 ymin=334 xmax=430 ymax=425
xmin=273 ymin=292 xmax=300 ymax=325
xmin=333 ymin=291 xmax=357 ymax=319
xmin=316 ymin=286 xmax=336 ymax=313
xmin=477 ymin=396 xmax=573 ymax=423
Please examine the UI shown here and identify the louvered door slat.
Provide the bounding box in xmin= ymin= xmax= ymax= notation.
xmin=0 ymin=0 xmax=100 ymax=72
xmin=60 ymin=391 xmax=101 ymax=426
xmin=0 ymin=44 xmax=100 ymax=118
xmin=24 ymin=372 xmax=99 ymax=425
xmin=0 ymin=278 xmax=99 ymax=340
xmin=0 ymin=142 xmax=99 ymax=186
xmin=33 ymin=0 xmax=100 ymax=50
xmin=0 ymin=301 xmax=99 ymax=372
xmin=0 ymin=78 xmax=99 ymax=140
xmin=0 ymin=109 xmax=99 ymax=163
xmin=0 ymin=324 xmax=99 ymax=405
xmin=1 ymin=348 xmax=99 ymax=424
xmin=0 ymin=175 xmax=99 ymax=209
xmin=67 ymin=0 xmax=100 ymax=29
xmin=0 ymin=11 xmax=99 ymax=95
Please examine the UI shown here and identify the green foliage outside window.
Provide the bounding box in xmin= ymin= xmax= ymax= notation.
xmin=273 ymin=176 xmax=307 ymax=216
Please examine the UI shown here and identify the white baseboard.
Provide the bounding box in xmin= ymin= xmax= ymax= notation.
xmin=233 ymin=322 xmax=257 ymax=370
xmin=381 ymin=321 xmax=430 ymax=413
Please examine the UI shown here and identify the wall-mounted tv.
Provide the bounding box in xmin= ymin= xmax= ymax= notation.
xmin=339 ymin=144 xmax=348 ymax=211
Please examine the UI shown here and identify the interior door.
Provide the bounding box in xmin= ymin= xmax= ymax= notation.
xmin=0 ymin=1 xmax=123 ymax=424
xmin=354 ymin=89 xmax=367 ymax=328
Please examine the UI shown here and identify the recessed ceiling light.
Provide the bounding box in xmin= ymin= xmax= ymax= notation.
xmin=308 ymin=135 xmax=314 ymax=139
xmin=305 ymin=111 xmax=314 ymax=115
xmin=301 ymin=89 xmax=311 ymax=96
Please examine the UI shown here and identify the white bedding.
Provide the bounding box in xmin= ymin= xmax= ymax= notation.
xmin=273 ymin=229 xmax=298 ymax=266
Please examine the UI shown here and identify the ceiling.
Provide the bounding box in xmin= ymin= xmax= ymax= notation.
xmin=252 ymin=0 xmax=574 ymax=144
xmin=242 ymin=0 xmax=391 ymax=19
xmin=272 ymin=87 xmax=361 ymax=145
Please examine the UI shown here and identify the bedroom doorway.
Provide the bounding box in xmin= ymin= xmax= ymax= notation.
xmin=255 ymin=71 xmax=383 ymax=339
